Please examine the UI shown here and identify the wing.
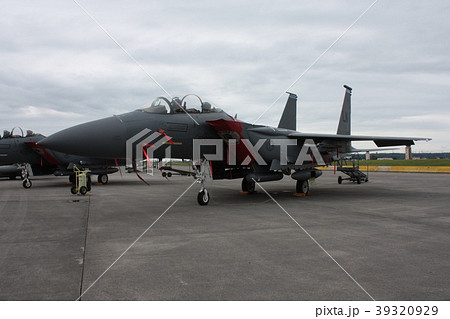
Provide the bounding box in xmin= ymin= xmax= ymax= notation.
xmin=287 ymin=132 xmax=430 ymax=147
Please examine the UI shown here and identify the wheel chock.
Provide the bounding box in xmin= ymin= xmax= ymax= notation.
xmin=293 ymin=192 xmax=311 ymax=197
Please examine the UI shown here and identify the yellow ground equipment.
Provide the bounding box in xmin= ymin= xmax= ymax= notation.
xmin=70 ymin=165 xmax=91 ymax=195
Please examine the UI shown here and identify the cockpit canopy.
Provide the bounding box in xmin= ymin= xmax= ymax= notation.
xmin=141 ymin=94 xmax=222 ymax=114
xmin=1 ymin=127 xmax=36 ymax=139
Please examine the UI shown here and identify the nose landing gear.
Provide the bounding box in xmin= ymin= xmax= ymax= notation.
xmin=197 ymin=189 xmax=209 ymax=205
xmin=194 ymin=159 xmax=212 ymax=205
xmin=20 ymin=163 xmax=33 ymax=189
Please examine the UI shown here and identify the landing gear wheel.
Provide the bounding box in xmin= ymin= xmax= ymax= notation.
xmin=167 ymin=172 xmax=172 ymax=178
xmin=365 ymin=177 xmax=369 ymax=182
xmin=296 ymin=180 xmax=309 ymax=195
xmin=195 ymin=159 xmax=211 ymax=205
xmin=197 ymin=189 xmax=209 ymax=205
xmin=87 ymin=176 xmax=92 ymax=191
xmin=22 ymin=179 xmax=32 ymax=188
xmin=69 ymin=175 xmax=75 ymax=183
xmin=98 ymin=174 xmax=108 ymax=184
xmin=357 ymin=177 xmax=361 ymax=184
xmin=162 ymin=172 xmax=167 ymax=177
xmin=71 ymin=186 xmax=77 ymax=195
xmin=241 ymin=178 xmax=255 ymax=193
xmin=79 ymin=186 xmax=88 ymax=195
xmin=338 ymin=176 xmax=343 ymax=184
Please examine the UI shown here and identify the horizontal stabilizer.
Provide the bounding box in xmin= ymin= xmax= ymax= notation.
xmin=350 ymin=146 xmax=399 ymax=153
xmin=374 ymin=139 xmax=416 ymax=147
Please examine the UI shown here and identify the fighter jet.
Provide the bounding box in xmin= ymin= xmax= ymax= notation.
xmin=39 ymin=86 xmax=430 ymax=204
xmin=0 ymin=127 xmax=120 ymax=188
xmin=0 ymin=129 xmax=54 ymax=187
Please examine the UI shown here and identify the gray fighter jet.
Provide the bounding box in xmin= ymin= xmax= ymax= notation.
xmin=39 ymin=86 xmax=430 ymax=204
xmin=0 ymin=127 xmax=120 ymax=188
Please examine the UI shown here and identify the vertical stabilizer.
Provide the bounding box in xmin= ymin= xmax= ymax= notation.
xmin=278 ymin=92 xmax=297 ymax=130
xmin=337 ymin=85 xmax=352 ymax=135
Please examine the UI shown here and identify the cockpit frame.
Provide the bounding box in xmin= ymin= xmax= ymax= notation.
xmin=141 ymin=94 xmax=222 ymax=114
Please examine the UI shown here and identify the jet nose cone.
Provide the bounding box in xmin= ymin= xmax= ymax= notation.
xmin=39 ymin=116 xmax=127 ymax=159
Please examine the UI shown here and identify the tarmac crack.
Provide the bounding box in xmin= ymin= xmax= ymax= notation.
xmin=78 ymin=195 xmax=91 ymax=301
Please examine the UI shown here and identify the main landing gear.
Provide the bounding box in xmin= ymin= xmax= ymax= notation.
xmin=97 ymin=174 xmax=109 ymax=184
xmin=240 ymin=174 xmax=312 ymax=196
xmin=295 ymin=179 xmax=309 ymax=195
xmin=241 ymin=178 xmax=256 ymax=193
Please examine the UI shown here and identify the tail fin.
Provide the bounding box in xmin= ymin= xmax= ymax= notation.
xmin=278 ymin=92 xmax=297 ymax=130
xmin=337 ymin=85 xmax=352 ymax=135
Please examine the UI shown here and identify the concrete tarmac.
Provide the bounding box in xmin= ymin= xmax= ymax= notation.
xmin=0 ymin=171 xmax=449 ymax=300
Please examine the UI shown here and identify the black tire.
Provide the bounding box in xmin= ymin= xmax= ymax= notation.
xmin=338 ymin=176 xmax=343 ymax=184
xmin=167 ymin=172 xmax=172 ymax=178
xmin=241 ymin=178 xmax=248 ymax=191
xmin=98 ymin=174 xmax=108 ymax=184
xmin=357 ymin=177 xmax=361 ymax=184
xmin=69 ymin=175 xmax=75 ymax=183
xmin=79 ymin=186 xmax=87 ymax=195
xmin=197 ymin=190 xmax=209 ymax=205
xmin=241 ymin=178 xmax=255 ymax=193
xmin=22 ymin=179 xmax=32 ymax=189
xmin=296 ymin=180 xmax=309 ymax=194
xmin=71 ymin=186 xmax=77 ymax=194
xmin=162 ymin=172 xmax=167 ymax=177
xmin=249 ymin=181 xmax=255 ymax=193
xmin=365 ymin=177 xmax=369 ymax=182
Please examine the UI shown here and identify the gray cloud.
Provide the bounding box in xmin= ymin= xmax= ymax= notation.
xmin=0 ymin=0 xmax=448 ymax=152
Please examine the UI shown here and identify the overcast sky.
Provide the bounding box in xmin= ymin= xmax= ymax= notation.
xmin=1 ymin=0 xmax=449 ymax=152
